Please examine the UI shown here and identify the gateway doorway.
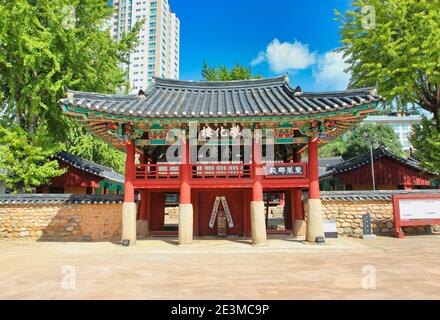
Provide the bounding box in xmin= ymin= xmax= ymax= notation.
xmin=197 ymin=190 xmax=245 ymax=236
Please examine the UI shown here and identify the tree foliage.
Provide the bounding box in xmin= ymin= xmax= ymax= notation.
xmin=0 ymin=0 xmax=140 ymax=190
xmin=202 ymin=62 xmax=262 ymax=81
xmin=336 ymin=0 xmax=440 ymax=127
xmin=320 ymin=123 xmax=403 ymax=160
xmin=410 ymin=118 xmax=440 ymax=176
xmin=0 ymin=124 xmax=65 ymax=193
xmin=67 ymin=123 xmax=126 ymax=174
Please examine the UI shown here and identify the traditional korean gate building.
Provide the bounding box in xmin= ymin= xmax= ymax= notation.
xmin=59 ymin=76 xmax=382 ymax=245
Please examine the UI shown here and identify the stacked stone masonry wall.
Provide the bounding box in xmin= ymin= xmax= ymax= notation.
xmin=0 ymin=203 xmax=122 ymax=241
xmin=1 ymin=195 xmax=439 ymax=241
xmin=314 ymin=199 xmax=439 ymax=238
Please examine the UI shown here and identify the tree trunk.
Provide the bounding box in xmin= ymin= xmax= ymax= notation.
xmin=433 ymin=108 xmax=440 ymax=131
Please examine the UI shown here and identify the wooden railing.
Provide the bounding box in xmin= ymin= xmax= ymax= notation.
xmin=192 ymin=163 xmax=252 ymax=179
xmin=135 ymin=163 xmax=307 ymax=180
xmin=136 ymin=164 xmax=181 ymax=180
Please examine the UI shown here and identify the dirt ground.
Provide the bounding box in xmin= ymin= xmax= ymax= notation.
xmin=0 ymin=235 xmax=440 ymax=300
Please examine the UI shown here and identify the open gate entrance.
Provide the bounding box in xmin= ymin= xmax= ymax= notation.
xmin=197 ymin=190 xmax=246 ymax=237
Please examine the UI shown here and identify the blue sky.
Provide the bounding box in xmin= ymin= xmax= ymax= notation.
xmin=169 ymin=0 xmax=353 ymax=91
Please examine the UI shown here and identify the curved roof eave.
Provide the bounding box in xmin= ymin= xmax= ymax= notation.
xmin=59 ymin=76 xmax=382 ymax=120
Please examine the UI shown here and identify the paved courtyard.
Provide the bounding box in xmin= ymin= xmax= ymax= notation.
xmin=0 ymin=235 xmax=440 ymax=300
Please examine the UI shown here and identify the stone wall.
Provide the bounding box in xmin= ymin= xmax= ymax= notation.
xmin=0 ymin=195 xmax=123 ymax=241
xmin=319 ymin=199 xmax=396 ymax=237
xmin=313 ymin=191 xmax=440 ymax=238
xmin=1 ymin=192 xmax=439 ymax=241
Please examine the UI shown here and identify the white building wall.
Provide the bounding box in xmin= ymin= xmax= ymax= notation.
xmin=363 ymin=115 xmax=422 ymax=151
xmin=110 ymin=0 xmax=180 ymax=93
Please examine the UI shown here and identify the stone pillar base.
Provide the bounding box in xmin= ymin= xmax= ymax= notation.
xmin=179 ymin=204 xmax=193 ymax=245
xmin=137 ymin=220 xmax=149 ymax=238
xmin=251 ymin=201 xmax=267 ymax=246
xmin=306 ymin=199 xmax=325 ymax=242
xmin=122 ymin=202 xmax=137 ymax=245
xmin=293 ymin=220 xmax=306 ymax=237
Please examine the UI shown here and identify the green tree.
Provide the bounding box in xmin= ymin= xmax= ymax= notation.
xmin=202 ymin=62 xmax=262 ymax=81
xmin=319 ymin=136 xmax=347 ymax=158
xmin=0 ymin=124 xmax=65 ymax=193
xmin=336 ymin=0 xmax=440 ymax=127
xmin=410 ymin=118 xmax=440 ymax=176
xmin=0 ymin=0 xmax=140 ymax=188
xmin=320 ymin=124 xmax=403 ymax=160
xmin=67 ymin=125 xmax=126 ymax=174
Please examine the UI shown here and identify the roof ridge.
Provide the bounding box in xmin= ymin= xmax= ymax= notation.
xmin=324 ymin=146 xmax=428 ymax=176
xmin=153 ymin=76 xmax=289 ymax=89
xmin=302 ymin=87 xmax=378 ymax=97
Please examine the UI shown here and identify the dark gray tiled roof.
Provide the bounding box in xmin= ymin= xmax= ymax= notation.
xmin=317 ymin=190 xmax=440 ymax=201
xmin=318 ymin=157 xmax=344 ymax=177
xmin=56 ymin=152 xmax=124 ymax=184
xmin=320 ymin=147 xmax=427 ymax=179
xmin=0 ymin=194 xmax=124 ymax=205
xmin=59 ymin=76 xmax=381 ymax=119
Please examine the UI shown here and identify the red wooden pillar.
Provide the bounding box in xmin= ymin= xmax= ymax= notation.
xmin=305 ymin=139 xmax=324 ymax=242
xmin=291 ymin=149 xmax=304 ymax=228
xmin=179 ymin=131 xmax=193 ymax=244
xmin=193 ymin=190 xmax=199 ymax=237
xmin=122 ymin=140 xmax=138 ymax=245
xmin=308 ymin=139 xmax=320 ymax=200
xmin=250 ymin=131 xmax=267 ymax=245
xmin=252 ymin=136 xmax=263 ymax=201
xmin=124 ymin=140 xmax=136 ymax=203
xmin=243 ymin=190 xmax=251 ymax=237
xmin=180 ymin=136 xmax=191 ymax=204
xmin=139 ymin=190 xmax=149 ymax=220
xmin=291 ymin=189 xmax=303 ymax=223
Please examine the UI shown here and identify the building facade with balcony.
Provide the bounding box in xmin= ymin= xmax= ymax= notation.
xmin=110 ymin=0 xmax=180 ymax=92
xmin=59 ymin=76 xmax=382 ymax=245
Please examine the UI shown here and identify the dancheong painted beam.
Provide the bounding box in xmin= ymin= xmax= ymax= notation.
xmin=59 ymin=76 xmax=382 ymax=151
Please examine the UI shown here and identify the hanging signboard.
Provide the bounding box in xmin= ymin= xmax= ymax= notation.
xmin=265 ymin=163 xmax=307 ymax=179
xmin=220 ymin=196 xmax=234 ymax=228
xmin=209 ymin=197 xmax=221 ymax=229
xmin=392 ymin=194 xmax=440 ymax=238
xmin=209 ymin=196 xmax=234 ymax=229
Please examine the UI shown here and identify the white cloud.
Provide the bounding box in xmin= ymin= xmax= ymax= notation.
xmin=250 ymin=39 xmax=317 ymax=73
xmin=250 ymin=40 xmax=352 ymax=91
xmin=250 ymin=51 xmax=266 ymax=67
xmin=314 ymin=50 xmax=351 ymax=91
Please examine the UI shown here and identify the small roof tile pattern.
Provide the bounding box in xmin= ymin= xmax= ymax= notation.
xmin=316 ymin=190 xmax=440 ymax=201
xmin=320 ymin=147 xmax=427 ymax=179
xmin=56 ymin=152 xmax=124 ymax=184
xmin=59 ymin=76 xmax=381 ymax=119
xmin=0 ymin=194 xmax=124 ymax=205
xmin=318 ymin=157 xmax=344 ymax=177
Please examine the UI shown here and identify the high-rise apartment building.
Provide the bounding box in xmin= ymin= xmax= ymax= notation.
xmin=110 ymin=0 xmax=180 ymax=92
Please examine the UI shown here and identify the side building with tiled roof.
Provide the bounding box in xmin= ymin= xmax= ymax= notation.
xmin=36 ymin=152 xmax=125 ymax=195
xmin=320 ymin=147 xmax=438 ymax=191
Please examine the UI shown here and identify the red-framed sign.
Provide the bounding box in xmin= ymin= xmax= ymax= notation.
xmin=392 ymin=194 xmax=440 ymax=238
xmin=264 ymin=163 xmax=307 ymax=179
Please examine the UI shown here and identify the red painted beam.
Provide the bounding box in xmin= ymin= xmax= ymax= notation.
xmin=124 ymin=140 xmax=136 ymax=202
xmin=308 ymin=140 xmax=320 ymax=199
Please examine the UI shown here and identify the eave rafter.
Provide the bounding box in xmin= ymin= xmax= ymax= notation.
xmin=59 ymin=77 xmax=382 ymax=151
xmin=66 ymin=102 xmax=380 ymax=152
